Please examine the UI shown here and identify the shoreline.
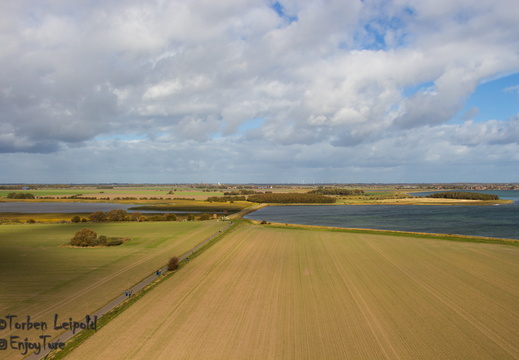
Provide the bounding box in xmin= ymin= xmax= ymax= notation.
xmin=244 ymin=219 xmax=519 ymax=246
xmin=239 ymin=203 xmax=518 ymax=243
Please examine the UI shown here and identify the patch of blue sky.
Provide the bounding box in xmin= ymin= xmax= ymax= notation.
xmin=237 ymin=118 xmax=264 ymax=135
xmin=454 ymin=72 xmax=519 ymax=123
xmin=271 ymin=2 xmax=298 ymax=24
xmin=94 ymin=133 xmax=148 ymax=142
xmin=353 ymin=15 xmax=409 ymax=51
xmin=208 ymin=118 xmax=264 ymax=139
xmin=402 ymin=81 xmax=436 ymax=97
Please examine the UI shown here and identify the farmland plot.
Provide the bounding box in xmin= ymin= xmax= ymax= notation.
xmin=66 ymin=224 xmax=519 ymax=360
xmin=0 ymin=221 xmax=226 ymax=360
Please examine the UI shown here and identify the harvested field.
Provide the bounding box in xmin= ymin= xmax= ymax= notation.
xmin=0 ymin=221 xmax=227 ymax=360
xmin=65 ymin=224 xmax=519 ymax=359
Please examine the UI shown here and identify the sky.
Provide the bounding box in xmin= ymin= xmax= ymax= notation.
xmin=1 ymin=0 xmax=518 ymax=184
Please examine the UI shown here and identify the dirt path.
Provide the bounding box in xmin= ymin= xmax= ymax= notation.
xmin=24 ymin=222 xmax=233 ymax=360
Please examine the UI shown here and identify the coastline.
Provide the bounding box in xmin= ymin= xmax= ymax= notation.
xmin=244 ymin=219 xmax=519 ymax=246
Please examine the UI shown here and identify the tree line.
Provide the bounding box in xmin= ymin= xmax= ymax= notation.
xmin=247 ymin=193 xmax=336 ymax=204
xmin=425 ymin=192 xmax=500 ymax=200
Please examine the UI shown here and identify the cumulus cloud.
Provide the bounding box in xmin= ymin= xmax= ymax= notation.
xmin=0 ymin=0 xmax=518 ymax=182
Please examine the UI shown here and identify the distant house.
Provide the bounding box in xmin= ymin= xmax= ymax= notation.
xmin=22 ymin=186 xmax=30 ymax=190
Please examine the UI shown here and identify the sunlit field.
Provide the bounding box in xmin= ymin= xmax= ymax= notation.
xmin=65 ymin=224 xmax=519 ymax=359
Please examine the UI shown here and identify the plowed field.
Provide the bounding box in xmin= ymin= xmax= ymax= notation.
xmin=66 ymin=224 xmax=519 ymax=359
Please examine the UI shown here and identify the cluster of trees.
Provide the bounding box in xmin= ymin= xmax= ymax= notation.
xmin=6 ymin=192 xmax=35 ymax=199
xmin=426 ymin=192 xmax=500 ymax=200
xmin=186 ymin=213 xmax=211 ymax=221
xmin=308 ymin=188 xmax=365 ymax=196
xmin=207 ymin=196 xmax=247 ymax=202
xmin=247 ymin=193 xmax=336 ymax=204
xmin=70 ymin=228 xmax=126 ymax=247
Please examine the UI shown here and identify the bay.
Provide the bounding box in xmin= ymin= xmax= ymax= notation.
xmin=245 ymin=194 xmax=519 ymax=240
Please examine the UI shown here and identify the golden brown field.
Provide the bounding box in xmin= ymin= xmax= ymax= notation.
xmin=65 ymin=224 xmax=519 ymax=359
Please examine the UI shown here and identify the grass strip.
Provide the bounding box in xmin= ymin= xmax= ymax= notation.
xmin=258 ymin=221 xmax=519 ymax=247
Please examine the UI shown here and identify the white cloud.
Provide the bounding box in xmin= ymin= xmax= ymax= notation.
xmin=0 ymin=0 xmax=518 ymax=182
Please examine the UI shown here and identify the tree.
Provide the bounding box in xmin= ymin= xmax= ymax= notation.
xmin=89 ymin=211 xmax=106 ymax=222
xmin=70 ymin=228 xmax=98 ymax=247
xmin=167 ymin=256 xmax=179 ymax=271
xmin=198 ymin=213 xmax=211 ymax=221
xmin=71 ymin=215 xmax=81 ymax=223
xmin=187 ymin=214 xmax=196 ymax=221
xmin=131 ymin=212 xmax=142 ymax=221
xmin=164 ymin=213 xmax=177 ymax=221
xmin=106 ymin=209 xmax=128 ymax=222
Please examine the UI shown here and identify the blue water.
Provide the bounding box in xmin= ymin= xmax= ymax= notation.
xmin=245 ymin=190 xmax=519 ymax=240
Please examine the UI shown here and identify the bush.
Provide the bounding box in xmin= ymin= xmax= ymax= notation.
xmin=98 ymin=235 xmax=108 ymax=246
xmin=164 ymin=213 xmax=177 ymax=221
xmin=198 ymin=213 xmax=211 ymax=221
xmin=69 ymin=230 xmax=126 ymax=247
xmin=70 ymin=228 xmax=98 ymax=247
xmin=106 ymin=237 xmax=124 ymax=246
xmin=71 ymin=215 xmax=81 ymax=223
xmin=167 ymin=256 xmax=179 ymax=271
xmin=131 ymin=212 xmax=142 ymax=221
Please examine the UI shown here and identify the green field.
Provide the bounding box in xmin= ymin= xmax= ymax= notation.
xmin=63 ymin=224 xmax=519 ymax=359
xmin=0 ymin=221 xmax=227 ymax=360
xmin=0 ymin=186 xmax=226 ymax=200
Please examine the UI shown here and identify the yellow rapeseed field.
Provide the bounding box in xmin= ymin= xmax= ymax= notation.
xmin=66 ymin=224 xmax=519 ymax=359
